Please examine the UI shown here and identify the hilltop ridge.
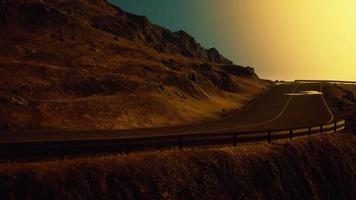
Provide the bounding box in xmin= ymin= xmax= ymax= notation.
xmin=1 ymin=0 xmax=232 ymax=64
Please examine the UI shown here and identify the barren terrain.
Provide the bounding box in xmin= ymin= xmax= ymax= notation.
xmin=0 ymin=2 xmax=355 ymax=199
xmin=323 ymin=83 xmax=356 ymax=132
xmin=0 ymin=0 xmax=267 ymax=131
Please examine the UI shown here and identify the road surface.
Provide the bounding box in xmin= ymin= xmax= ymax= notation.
xmin=0 ymin=82 xmax=335 ymax=143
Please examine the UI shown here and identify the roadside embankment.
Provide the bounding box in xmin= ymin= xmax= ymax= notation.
xmin=0 ymin=133 xmax=354 ymax=200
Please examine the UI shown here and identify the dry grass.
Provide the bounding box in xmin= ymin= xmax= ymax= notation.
xmin=323 ymin=84 xmax=356 ymax=133
xmin=0 ymin=0 xmax=268 ymax=130
xmin=0 ymin=133 xmax=354 ymax=199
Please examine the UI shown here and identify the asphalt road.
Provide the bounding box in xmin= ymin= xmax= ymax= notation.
xmin=0 ymin=82 xmax=335 ymax=143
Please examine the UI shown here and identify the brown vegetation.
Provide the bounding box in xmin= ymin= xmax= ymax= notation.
xmin=323 ymin=84 xmax=356 ymax=133
xmin=0 ymin=0 xmax=267 ymax=131
xmin=0 ymin=133 xmax=354 ymax=199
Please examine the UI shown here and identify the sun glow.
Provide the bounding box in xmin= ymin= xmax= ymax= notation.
xmin=113 ymin=0 xmax=356 ymax=81
xmin=215 ymin=0 xmax=356 ymax=81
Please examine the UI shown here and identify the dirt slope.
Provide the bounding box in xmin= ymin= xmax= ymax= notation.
xmin=0 ymin=0 xmax=267 ymax=130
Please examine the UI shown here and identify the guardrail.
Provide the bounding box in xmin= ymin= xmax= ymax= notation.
xmin=295 ymin=80 xmax=356 ymax=84
xmin=0 ymin=120 xmax=346 ymax=161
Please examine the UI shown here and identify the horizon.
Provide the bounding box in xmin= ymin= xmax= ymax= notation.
xmin=110 ymin=0 xmax=356 ymax=82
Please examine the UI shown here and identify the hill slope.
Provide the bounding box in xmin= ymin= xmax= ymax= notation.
xmin=323 ymin=84 xmax=356 ymax=133
xmin=0 ymin=133 xmax=354 ymax=199
xmin=0 ymin=0 xmax=267 ymax=130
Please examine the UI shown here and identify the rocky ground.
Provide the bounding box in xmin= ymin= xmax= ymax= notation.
xmin=0 ymin=0 xmax=267 ymax=131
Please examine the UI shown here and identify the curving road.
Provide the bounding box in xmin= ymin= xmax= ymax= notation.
xmin=0 ymin=82 xmax=335 ymax=143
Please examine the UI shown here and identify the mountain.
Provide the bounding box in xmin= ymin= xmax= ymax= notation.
xmin=1 ymin=0 xmax=232 ymax=64
xmin=0 ymin=0 xmax=267 ymax=130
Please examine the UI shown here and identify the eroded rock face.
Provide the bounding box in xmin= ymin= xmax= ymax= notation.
xmin=90 ymin=7 xmax=232 ymax=64
xmin=207 ymin=48 xmax=232 ymax=64
xmin=191 ymin=63 xmax=240 ymax=92
xmin=1 ymin=0 xmax=232 ymax=64
xmin=221 ymin=65 xmax=257 ymax=77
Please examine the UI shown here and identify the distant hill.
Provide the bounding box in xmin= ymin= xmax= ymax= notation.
xmin=0 ymin=0 xmax=267 ymax=130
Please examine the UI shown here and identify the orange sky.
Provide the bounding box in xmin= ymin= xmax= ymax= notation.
xmin=213 ymin=0 xmax=356 ymax=81
xmin=113 ymin=0 xmax=356 ymax=81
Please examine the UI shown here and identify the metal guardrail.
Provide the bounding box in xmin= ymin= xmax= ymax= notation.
xmin=295 ymin=80 xmax=356 ymax=84
xmin=0 ymin=120 xmax=346 ymax=160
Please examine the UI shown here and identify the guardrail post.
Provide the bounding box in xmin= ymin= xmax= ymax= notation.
xmin=334 ymin=121 xmax=337 ymax=132
xmin=289 ymin=129 xmax=293 ymax=140
xmin=320 ymin=125 xmax=323 ymax=134
xmin=308 ymin=127 xmax=312 ymax=136
xmin=125 ymin=139 xmax=130 ymax=154
xmin=268 ymin=131 xmax=272 ymax=144
xmin=61 ymin=143 xmax=66 ymax=158
xmin=178 ymin=136 xmax=183 ymax=150
xmin=26 ymin=144 xmax=30 ymax=161
xmin=233 ymin=133 xmax=237 ymax=147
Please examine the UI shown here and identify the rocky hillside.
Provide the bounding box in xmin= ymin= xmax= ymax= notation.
xmin=0 ymin=0 xmax=267 ymax=130
xmin=0 ymin=0 xmax=232 ymax=64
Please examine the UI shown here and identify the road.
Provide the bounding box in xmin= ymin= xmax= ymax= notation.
xmin=0 ymin=82 xmax=335 ymax=143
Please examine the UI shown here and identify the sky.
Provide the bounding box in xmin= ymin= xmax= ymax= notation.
xmin=109 ymin=0 xmax=356 ymax=81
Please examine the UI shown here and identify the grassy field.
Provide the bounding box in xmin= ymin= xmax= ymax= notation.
xmin=0 ymin=133 xmax=354 ymax=200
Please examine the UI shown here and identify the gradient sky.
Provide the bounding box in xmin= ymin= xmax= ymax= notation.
xmin=109 ymin=0 xmax=356 ymax=81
